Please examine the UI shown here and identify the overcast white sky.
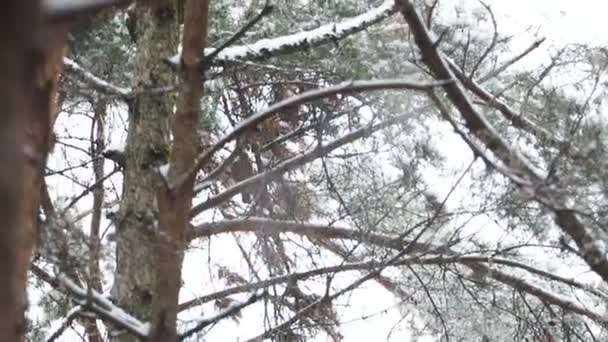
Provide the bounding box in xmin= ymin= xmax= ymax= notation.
xmin=487 ymin=0 xmax=607 ymax=45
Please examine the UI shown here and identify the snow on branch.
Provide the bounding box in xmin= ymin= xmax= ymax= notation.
xmin=166 ymin=0 xmax=396 ymax=66
xmin=31 ymin=265 xmax=150 ymax=339
xmin=44 ymin=0 xmax=126 ymax=22
xmin=63 ymin=58 xmax=176 ymax=99
xmin=63 ymin=57 xmax=132 ymax=97
xmin=46 ymin=305 xmax=81 ymax=342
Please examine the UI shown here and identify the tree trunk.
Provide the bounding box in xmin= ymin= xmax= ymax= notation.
xmin=0 ymin=1 xmax=64 ymax=341
xmin=110 ymin=1 xmax=178 ymax=341
xmin=150 ymin=0 xmax=209 ymax=340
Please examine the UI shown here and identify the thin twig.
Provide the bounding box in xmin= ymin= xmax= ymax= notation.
xmin=468 ymin=0 xmax=498 ymax=79
xmin=178 ymin=291 xmax=266 ymax=340
xmin=46 ymin=305 xmax=82 ymax=342
xmin=477 ymin=38 xmax=546 ymax=83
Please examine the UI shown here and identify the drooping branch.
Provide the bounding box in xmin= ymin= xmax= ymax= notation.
xmin=396 ymin=0 xmax=608 ymax=285
xmin=166 ymin=0 xmax=397 ymax=67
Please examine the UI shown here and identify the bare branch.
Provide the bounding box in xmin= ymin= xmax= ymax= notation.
xmin=468 ymin=0 xmax=498 ymax=79
xmin=178 ymin=291 xmax=265 ymax=340
xmin=63 ymin=57 xmax=176 ymax=99
xmin=191 ymin=217 xmax=608 ymax=301
xmin=477 ymin=38 xmax=546 ymax=83
xmin=189 ymin=109 xmax=420 ymax=216
xmin=176 ymin=79 xmax=448 ymax=193
xmin=185 ymin=215 xmax=608 ymax=326
xmin=189 ymin=217 xmax=431 ymax=252
xmin=444 ymin=57 xmax=564 ymax=150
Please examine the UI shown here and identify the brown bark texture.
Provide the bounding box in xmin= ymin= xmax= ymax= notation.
xmin=110 ymin=0 xmax=179 ymax=341
xmin=0 ymin=1 xmax=65 ymax=341
xmin=150 ymin=0 xmax=210 ymax=340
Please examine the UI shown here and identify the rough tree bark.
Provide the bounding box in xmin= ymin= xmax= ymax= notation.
xmin=150 ymin=0 xmax=209 ymax=340
xmin=0 ymin=1 xmax=65 ymax=341
xmin=110 ymin=1 xmax=179 ymax=341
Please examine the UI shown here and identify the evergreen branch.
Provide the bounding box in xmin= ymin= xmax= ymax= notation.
xmin=166 ymin=0 xmax=396 ymax=66
xmin=397 ymin=0 xmax=608 ymax=290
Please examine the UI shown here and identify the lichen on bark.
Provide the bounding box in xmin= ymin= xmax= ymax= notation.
xmin=109 ymin=2 xmax=179 ymax=341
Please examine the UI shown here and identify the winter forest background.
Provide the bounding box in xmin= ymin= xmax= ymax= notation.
xmin=2 ymin=0 xmax=608 ymax=341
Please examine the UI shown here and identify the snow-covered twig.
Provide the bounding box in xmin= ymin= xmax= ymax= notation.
xmin=166 ymin=0 xmax=396 ymax=66
xmin=201 ymin=2 xmax=273 ymax=68
xmin=63 ymin=57 xmax=132 ymax=97
xmin=46 ymin=305 xmax=82 ymax=342
xmin=32 ymin=265 xmax=150 ymax=339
